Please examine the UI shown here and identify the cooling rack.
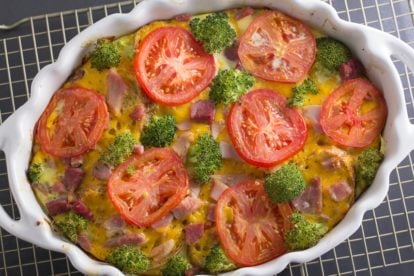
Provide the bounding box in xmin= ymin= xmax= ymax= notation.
xmin=0 ymin=0 xmax=413 ymax=275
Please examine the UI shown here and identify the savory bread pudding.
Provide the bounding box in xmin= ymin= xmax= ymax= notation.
xmin=27 ymin=7 xmax=387 ymax=275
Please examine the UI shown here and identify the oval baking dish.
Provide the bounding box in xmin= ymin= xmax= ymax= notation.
xmin=0 ymin=0 xmax=413 ymax=275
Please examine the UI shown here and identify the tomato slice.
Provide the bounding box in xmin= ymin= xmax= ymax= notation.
xmin=227 ymin=89 xmax=308 ymax=167
xmin=216 ymin=179 xmax=292 ymax=266
xmin=36 ymin=87 xmax=108 ymax=158
xmin=320 ymin=78 xmax=387 ymax=148
xmin=238 ymin=11 xmax=316 ymax=83
xmin=107 ymin=148 xmax=189 ymax=227
xmin=135 ymin=27 xmax=215 ymax=106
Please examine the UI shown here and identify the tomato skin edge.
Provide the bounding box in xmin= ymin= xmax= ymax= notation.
xmin=319 ymin=78 xmax=387 ymax=148
xmin=36 ymin=86 xmax=109 ymax=158
xmin=133 ymin=26 xmax=215 ymax=106
xmin=215 ymin=180 xmax=290 ymax=266
xmin=226 ymin=90 xmax=308 ymax=168
xmin=107 ymin=148 xmax=189 ymax=228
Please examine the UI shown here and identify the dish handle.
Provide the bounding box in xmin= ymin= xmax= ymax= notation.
xmin=378 ymin=32 xmax=414 ymax=152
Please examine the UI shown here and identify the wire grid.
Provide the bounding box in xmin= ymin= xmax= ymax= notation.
xmin=0 ymin=0 xmax=413 ymax=275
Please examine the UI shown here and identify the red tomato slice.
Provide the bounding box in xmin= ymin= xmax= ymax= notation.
xmin=216 ymin=179 xmax=292 ymax=266
xmin=107 ymin=148 xmax=189 ymax=227
xmin=227 ymin=89 xmax=308 ymax=167
xmin=135 ymin=27 xmax=215 ymax=106
xmin=238 ymin=11 xmax=316 ymax=83
xmin=36 ymin=87 xmax=108 ymax=158
xmin=320 ymin=78 xmax=387 ymax=147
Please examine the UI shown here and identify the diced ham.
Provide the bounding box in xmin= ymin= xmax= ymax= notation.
xmin=32 ymin=183 xmax=49 ymax=196
xmin=329 ymin=181 xmax=353 ymax=202
xmin=190 ymin=100 xmax=215 ymax=124
xmin=235 ymin=7 xmax=254 ymax=20
xmin=303 ymin=105 xmax=322 ymax=133
xmin=46 ymin=198 xmax=71 ymax=216
xmin=340 ymin=58 xmax=365 ymax=82
xmin=172 ymin=132 xmax=193 ymax=159
xmin=219 ymin=141 xmax=243 ymax=162
xmin=172 ymin=196 xmax=202 ymax=220
xmin=321 ymin=156 xmax=342 ymax=170
xmin=175 ymin=14 xmax=191 ymax=21
xmin=211 ymin=174 xmax=248 ymax=187
xmin=150 ymin=239 xmax=175 ymax=262
xmin=292 ymin=177 xmax=322 ymax=214
xmin=105 ymin=233 xmax=147 ymax=247
xmin=77 ymin=232 xmax=91 ymax=251
xmin=72 ymin=200 xmax=94 ymax=220
xmin=177 ymin=120 xmax=192 ymax=131
xmin=235 ymin=61 xmax=244 ymax=71
xmin=106 ymin=69 xmax=128 ymax=114
xmin=210 ymin=179 xmax=229 ymax=201
xmin=129 ymin=103 xmax=146 ymax=121
xmin=68 ymin=68 xmax=85 ymax=82
xmin=70 ymin=156 xmax=83 ymax=168
xmin=133 ymin=144 xmax=144 ymax=155
xmin=104 ymin=215 xmax=126 ymax=237
xmin=211 ymin=121 xmax=224 ymax=139
xmin=62 ymin=167 xmax=84 ymax=193
xmin=207 ymin=204 xmax=216 ymax=222
xmin=151 ymin=213 xmax=173 ymax=229
xmin=93 ymin=163 xmax=112 ymax=180
xmin=185 ymin=267 xmax=201 ymax=276
xmin=51 ymin=181 xmax=66 ymax=194
xmin=185 ymin=223 xmax=204 ymax=245
xmin=224 ymin=41 xmax=239 ymax=61
xmin=189 ymin=182 xmax=201 ymax=198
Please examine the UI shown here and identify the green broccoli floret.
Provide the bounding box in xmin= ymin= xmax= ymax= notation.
xmin=140 ymin=115 xmax=177 ymax=148
xmin=284 ymin=213 xmax=326 ymax=250
xmin=28 ymin=163 xmax=42 ymax=183
xmin=205 ymin=245 xmax=236 ymax=274
xmin=53 ymin=211 xmax=88 ymax=243
xmin=356 ymin=147 xmax=383 ymax=196
xmin=107 ymin=245 xmax=150 ymax=274
xmin=161 ymin=255 xmax=191 ymax=276
xmin=187 ymin=134 xmax=222 ymax=184
xmin=209 ymin=69 xmax=255 ymax=105
xmin=316 ymin=37 xmax=351 ymax=71
xmin=100 ymin=132 xmax=136 ymax=167
xmin=264 ymin=163 xmax=306 ymax=203
xmin=190 ymin=12 xmax=236 ymax=53
xmin=90 ymin=38 xmax=121 ymax=71
xmin=288 ymin=78 xmax=318 ymax=107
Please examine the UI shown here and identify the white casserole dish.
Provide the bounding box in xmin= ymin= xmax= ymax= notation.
xmin=0 ymin=0 xmax=413 ymax=275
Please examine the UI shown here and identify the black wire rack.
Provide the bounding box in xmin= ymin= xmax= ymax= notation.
xmin=0 ymin=0 xmax=413 ymax=275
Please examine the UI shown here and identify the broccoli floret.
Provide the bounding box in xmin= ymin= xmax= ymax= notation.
xmin=100 ymin=132 xmax=136 ymax=167
xmin=205 ymin=245 xmax=236 ymax=274
xmin=187 ymin=134 xmax=222 ymax=184
xmin=90 ymin=39 xmax=121 ymax=71
xmin=284 ymin=213 xmax=326 ymax=250
xmin=190 ymin=12 xmax=236 ymax=53
xmin=288 ymin=78 xmax=318 ymax=107
xmin=28 ymin=163 xmax=42 ymax=183
xmin=209 ymin=69 xmax=255 ymax=105
xmin=140 ymin=115 xmax=177 ymax=148
xmin=161 ymin=255 xmax=191 ymax=276
xmin=316 ymin=37 xmax=351 ymax=71
xmin=264 ymin=164 xmax=306 ymax=203
xmin=53 ymin=211 xmax=88 ymax=243
xmin=107 ymin=245 xmax=150 ymax=274
xmin=356 ymin=148 xmax=383 ymax=196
